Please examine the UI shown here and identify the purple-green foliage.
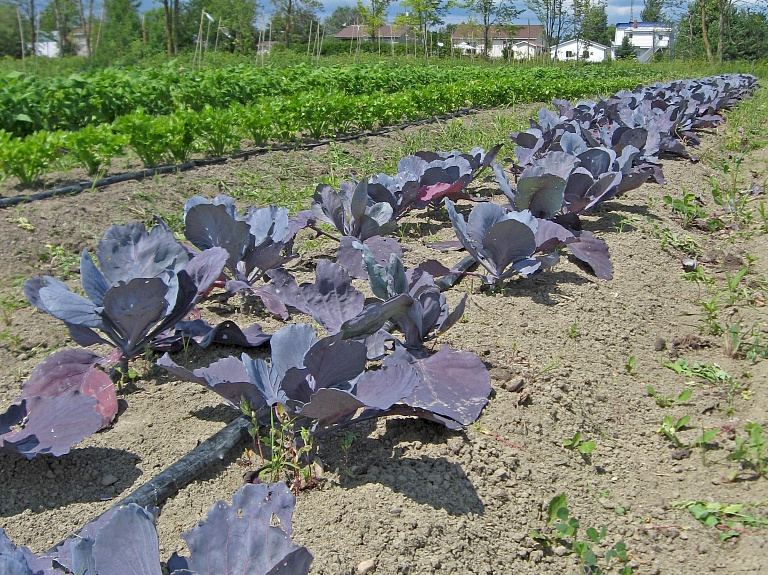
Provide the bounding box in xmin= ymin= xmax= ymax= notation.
xmin=0 ymin=482 xmax=312 ymax=575
xmin=159 ymin=319 xmax=491 ymax=433
xmin=24 ymin=222 xmax=228 ymax=360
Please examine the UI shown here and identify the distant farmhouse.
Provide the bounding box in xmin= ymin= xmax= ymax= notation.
xmin=451 ymin=23 xmax=544 ymax=58
xmin=551 ymin=38 xmax=610 ymax=62
xmin=33 ymin=28 xmax=90 ymax=58
xmin=612 ymin=20 xmax=672 ymax=62
xmin=334 ymin=25 xmax=410 ymax=44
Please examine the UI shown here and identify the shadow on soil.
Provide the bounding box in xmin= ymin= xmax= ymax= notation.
xmin=0 ymin=447 xmax=142 ymax=517
xmin=492 ymin=270 xmax=592 ymax=306
xmin=332 ymin=418 xmax=485 ymax=516
xmin=190 ymin=404 xmax=241 ymax=424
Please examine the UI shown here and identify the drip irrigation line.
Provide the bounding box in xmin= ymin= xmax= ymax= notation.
xmin=0 ymin=106 xmax=479 ymax=209
xmin=111 ymin=413 xmax=252 ymax=510
xmin=49 ymin=253 xmax=477 ymax=545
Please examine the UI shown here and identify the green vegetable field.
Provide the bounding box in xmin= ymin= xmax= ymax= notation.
xmin=1 ymin=54 xmax=767 ymax=575
xmin=0 ymin=62 xmax=671 ymax=184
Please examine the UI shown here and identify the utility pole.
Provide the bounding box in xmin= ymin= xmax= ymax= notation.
xmin=16 ymin=7 xmax=25 ymax=62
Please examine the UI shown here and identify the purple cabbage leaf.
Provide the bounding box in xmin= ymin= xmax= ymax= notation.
xmin=183 ymin=195 xmax=307 ymax=317
xmin=444 ymin=198 xmax=541 ymax=285
xmin=24 ymin=222 xmax=229 ymax=362
xmin=1 ymin=482 xmax=312 ymax=575
xmin=0 ymin=349 xmax=119 ymax=459
xmin=360 ymin=248 xmax=467 ymax=350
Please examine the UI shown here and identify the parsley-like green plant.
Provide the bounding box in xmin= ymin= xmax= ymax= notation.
xmin=646 ymin=386 xmax=692 ymax=408
xmin=728 ymin=422 xmax=768 ymax=480
xmin=563 ymin=431 xmax=596 ymax=455
xmin=531 ymin=494 xmax=633 ymax=574
xmin=672 ymin=500 xmax=768 ymax=541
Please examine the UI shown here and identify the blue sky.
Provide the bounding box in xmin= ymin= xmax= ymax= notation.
xmin=137 ymin=0 xmax=654 ymax=26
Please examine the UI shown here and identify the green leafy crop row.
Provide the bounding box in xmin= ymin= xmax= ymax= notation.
xmin=0 ymin=66 xmax=669 ymax=185
xmin=0 ymin=62 xmax=667 ymax=137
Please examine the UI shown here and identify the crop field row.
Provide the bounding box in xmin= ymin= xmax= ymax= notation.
xmin=2 ymin=70 xmax=766 ymax=575
xmin=0 ymin=64 xmax=675 ymax=188
xmin=1 ymin=63 xmax=669 ymax=137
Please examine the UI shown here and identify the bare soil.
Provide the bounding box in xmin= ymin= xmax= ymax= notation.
xmin=1 ymin=103 xmax=767 ymax=575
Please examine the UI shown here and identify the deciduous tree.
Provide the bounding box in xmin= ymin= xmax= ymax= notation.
xmin=357 ymin=0 xmax=392 ymax=40
xmin=525 ymin=0 xmax=569 ymax=49
xmin=460 ymin=0 xmax=521 ymax=58
xmin=324 ymin=5 xmax=363 ymax=35
xmin=395 ymin=0 xmax=450 ymax=56
xmin=640 ymin=0 xmax=665 ymax=22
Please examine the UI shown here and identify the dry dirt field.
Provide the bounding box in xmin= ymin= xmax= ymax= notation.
xmin=1 ymin=97 xmax=767 ymax=575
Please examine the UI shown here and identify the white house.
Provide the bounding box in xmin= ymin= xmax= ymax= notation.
xmin=551 ymin=38 xmax=609 ymax=62
xmin=34 ymin=32 xmax=60 ymax=57
xmin=451 ymin=23 xmax=544 ymax=58
xmin=612 ymin=21 xmax=672 ymax=62
xmin=512 ymin=40 xmax=545 ymax=59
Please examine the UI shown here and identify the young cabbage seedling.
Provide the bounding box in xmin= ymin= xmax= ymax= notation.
xmin=531 ymin=494 xmax=633 ymax=574
xmin=658 ymin=414 xmax=691 ymax=447
xmin=340 ymin=431 xmax=355 ymax=474
xmin=562 ymin=431 xmax=596 ymax=454
xmin=728 ymin=422 xmax=768 ymax=479
xmin=646 ymin=386 xmax=692 ymax=408
xmin=625 ymin=355 xmax=636 ymax=374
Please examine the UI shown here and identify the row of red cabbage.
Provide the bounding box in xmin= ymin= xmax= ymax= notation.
xmin=0 ymin=73 xmax=757 ymax=575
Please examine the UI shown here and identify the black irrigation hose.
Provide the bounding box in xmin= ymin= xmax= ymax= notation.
xmin=52 ymin=253 xmax=477 ymax=539
xmin=111 ymin=413 xmax=253 ymax=510
xmin=0 ymin=106 xmax=480 ymax=209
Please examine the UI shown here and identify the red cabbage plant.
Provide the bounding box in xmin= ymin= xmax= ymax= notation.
xmin=302 ymin=179 xmax=404 ymax=280
xmin=22 ymin=221 xmax=271 ymax=370
xmin=183 ymin=194 xmax=313 ymax=318
xmin=159 ymin=316 xmax=491 ymax=436
xmin=0 ymin=482 xmax=312 ymax=575
xmin=443 ymin=198 xmax=612 ymax=283
xmin=367 ymin=145 xmax=502 ymax=215
xmin=0 ymin=349 xmax=117 ymax=459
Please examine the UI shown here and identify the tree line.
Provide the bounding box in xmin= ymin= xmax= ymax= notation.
xmin=1 ymin=0 xmax=766 ymax=64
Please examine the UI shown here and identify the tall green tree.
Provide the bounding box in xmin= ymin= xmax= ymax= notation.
xmin=615 ymin=33 xmax=635 ymax=58
xmin=0 ymin=1 xmax=23 ymax=56
xmin=10 ymin=0 xmax=37 ymax=56
xmin=185 ymin=0 xmax=259 ymax=52
xmin=271 ymin=0 xmax=321 ymax=47
xmin=573 ymin=0 xmax=608 ymax=47
xmin=159 ymin=0 xmax=174 ymax=56
xmin=524 ymin=0 xmax=569 ymax=49
xmin=357 ymin=0 xmax=392 ymax=40
xmin=674 ymin=1 xmax=768 ymax=61
xmin=97 ymin=0 xmax=140 ymax=60
xmin=395 ymin=0 xmax=449 ymax=56
xmin=40 ymin=0 xmax=80 ymax=56
xmin=142 ymin=7 xmax=172 ymax=55
xmin=640 ymin=0 xmax=665 ymax=22
xmin=460 ymin=0 xmax=521 ymax=57
xmin=324 ymin=5 xmax=363 ymax=35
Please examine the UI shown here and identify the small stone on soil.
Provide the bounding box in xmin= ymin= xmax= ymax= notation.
xmin=501 ymin=378 xmax=525 ymax=392
xmin=357 ymin=559 xmax=376 ymax=574
xmin=101 ymin=474 xmax=118 ymax=486
xmin=671 ymin=448 xmax=691 ymax=460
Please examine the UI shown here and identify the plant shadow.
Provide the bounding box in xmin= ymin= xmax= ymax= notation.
xmin=190 ymin=404 xmax=241 ymax=424
xmin=585 ymin=202 xmax=660 ymax=234
xmin=496 ymin=270 xmax=592 ymax=306
xmin=323 ymin=418 xmax=485 ymax=516
xmin=0 ymin=447 xmax=142 ymax=517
